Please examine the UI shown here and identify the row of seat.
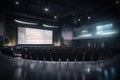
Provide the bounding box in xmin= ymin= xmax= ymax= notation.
xmin=0 ymin=47 xmax=120 ymax=61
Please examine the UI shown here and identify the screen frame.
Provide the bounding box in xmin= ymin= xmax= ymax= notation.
xmin=17 ymin=27 xmax=54 ymax=46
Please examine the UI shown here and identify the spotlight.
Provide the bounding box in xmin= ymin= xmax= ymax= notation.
xmin=116 ymin=1 xmax=119 ymax=4
xmin=54 ymin=12 xmax=57 ymax=19
xmin=54 ymin=15 xmax=57 ymax=19
xmin=44 ymin=7 xmax=49 ymax=12
xmin=78 ymin=18 xmax=81 ymax=21
xmin=15 ymin=1 xmax=19 ymax=5
xmin=88 ymin=16 xmax=91 ymax=20
xmin=44 ymin=0 xmax=49 ymax=12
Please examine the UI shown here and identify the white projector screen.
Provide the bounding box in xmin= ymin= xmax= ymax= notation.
xmin=18 ymin=27 xmax=53 ymax=44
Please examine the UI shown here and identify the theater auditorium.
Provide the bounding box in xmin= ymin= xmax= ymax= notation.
xmin=0 ymin=0 xmax=120 ymax=80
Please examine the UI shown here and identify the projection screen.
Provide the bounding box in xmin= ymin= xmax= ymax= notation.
xmin=18 ymin=27 xmax=53 ymax=44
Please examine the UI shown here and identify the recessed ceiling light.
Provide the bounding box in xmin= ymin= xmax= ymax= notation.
xmin=44 ymin=7 xmax=49 ymax=12
xmin=78 ymin=19 xmax=81 ymax=21
xmin=54 ymin=12 xmax=57 ymax=19
xmin=15 ymin=1 xmax=19 ymax=5
xmin=44 ymin=0 xmax=49 ymax=12
xmin=88 ymin=16 xmax=91 ymax=20
xmin=116 ymin=1 xmax=119 ymax=4
xmin=54 ymin=15 xmax=57 ymax=19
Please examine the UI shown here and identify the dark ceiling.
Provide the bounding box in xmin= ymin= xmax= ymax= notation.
xmin=1 ymin=0 xmax=120 ymax=27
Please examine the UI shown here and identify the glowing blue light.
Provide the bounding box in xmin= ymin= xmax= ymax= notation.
xmin=104 ymin=70 xmax=109 ymax=80
xmin=97 ymin=24 xmax=113 ymax=31
xmin=96 ymin=31 xmax=117 ymax=35
xmin=96 ymin=24 xmax=117 ymax=35
xmin=97 ymin=26 xmax=103 ymax=31
xmin=111 ymin=67 xmax=116 ymax=79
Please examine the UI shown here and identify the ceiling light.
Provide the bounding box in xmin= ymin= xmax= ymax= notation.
xmin=88 ymin=16 xmax=91 ymax=20
xmin=44 ymin=7 xmax=49 ymax=12
xmin=54 ymin=15 xmax=57 ymax=19
xmin=15 ymin=1 xmax=19 ymax=5
xmin=44 ymin=0 xmax=49 ymax=12
xmin=43 ymin=24 xmax=58 ymax=28
xmin=78 ymin=19 xmax=81 ymax=21
xmin=79 ymin=34 xmax=92 ymax=37
xmin=54 ymin=12 xmax=57 ymax=19
xmin=14 ymin=19 xmax=38 ymax=25
xmin=116 ymin=1 xmax=119 ymax=4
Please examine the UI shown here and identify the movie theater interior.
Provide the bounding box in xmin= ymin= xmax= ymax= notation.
xmin=0 ymin=0 xmax=120 ymax=80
